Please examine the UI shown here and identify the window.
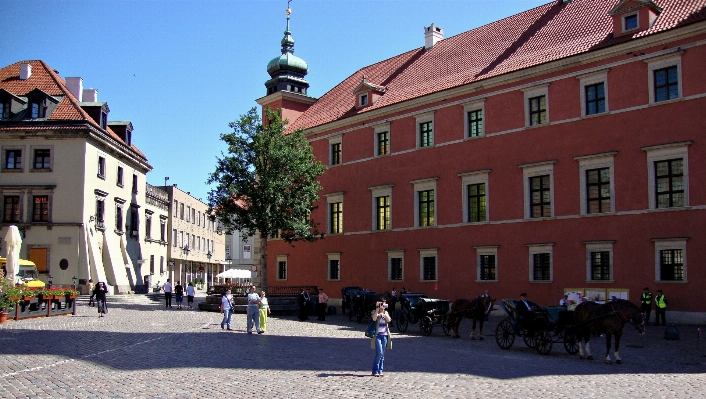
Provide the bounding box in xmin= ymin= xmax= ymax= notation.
xmin=0 ymin=102 xmax=9 ymax=119
xmin=115 ymin=204 xmax=124 ymax=232
xmin=145 ymin=216 xmax=152 ymax=239
xmin=160 ymin=219 xmax=166 ymax=241
xmin=653 ymin=238 xmax=687 ymax=282
xmin=647 ymin=54 xmax=682 ymax=104
xmin=528 ymin=244 xmax=553 ymax=282
xmin=624 ymin=13 xmax=638 ymax=31
xmin=415 ymin=112 xmax=434 ymax=148
xmin=29 ymin=195 xmax=48 ymax=222
xmin=160 ymin=256 xmax=164 ymax=274
xmin=387 ymin=250 xmax=404 ymax=281
xmin=326 ymin=192 xmax=344 ymax=234
xmin=98 ymin=156 xmax=106 ymax=178
xmin=33 ymin=149 xmax=50 ymax=169
xmin=463 ymin=99 xmax=485 ymax=138
xmin=30 ymin=101 xmax=46 ymax=119
xmin=655 ymin=159 xmax=684 ymax=208
xmin=359 ymin=94 xmax=368 ymax=106
xmin=180 ymin=203 xmax=184 ymax=220
xmin=276 ymin=255 xmax=287 ymax=281
xmin=329 ymin=135 xmax=342 ymax=166
xmin=132 ymin=174 xmax=138 ymax=194
xmin=460 ymin=170 xmax=490 ymax=223
xmin=590 ymin=252 xmax=611 ymax=281
xmin=521 ymin=161 xmax=555 ymax=219
xmin=586 ymin=168 xmax=611 ymax=213
xmin=412 ymin=178 xmax=437 ymax=227
xmin=191 ymin=208 xmax=196 ymax=224
xmin=3 ymin=196 xmax=20 ymax=222
xmin=117 ymin=166 xmax=124 ymax=187
xmin=523 ymin=85 xmax=549 ymax=127
xmin=172 ymin=229 xmax=177 ymax=246
xmin=375 ymin=196 xmax=390 ymax=230
xmin=150 ymin=255 xmax=155 ymax=275
xmin=528 ymin=96 xmax=546 ymax=126
xmin=130 ymin=207 xmax=139 ymax=236
xmin=585 ymin=83 xmax=605 ymax=116
xmin=419 ymin=249 xmax=438 ymax=281
xmin=327 ymin=253 xmax=341 ymax=281
xmin=95 ymin=199 xmax=105 ymax=228
xmin=475 ymin=246 xmax=498 ymax=282
xmin=467 ymin=183 xmax=486 ymax=223
xmin=4 ymin=149 xmax=22 ymax=169
xmin=643 ymin=141 xmax=690 ymax=209
xmin=377 ymin=131 xmax=389 ymax=156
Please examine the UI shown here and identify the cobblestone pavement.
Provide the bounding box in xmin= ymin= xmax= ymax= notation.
xmin=1 ymin=296 xmax=705 ymax=399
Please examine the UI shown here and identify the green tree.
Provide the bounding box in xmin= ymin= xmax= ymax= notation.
xmin=207 ymin=107 xmax=326 ymax=292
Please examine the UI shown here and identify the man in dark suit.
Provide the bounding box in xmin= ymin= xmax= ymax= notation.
xmin=297 ymin=289 xmax=308 ymax=321
xmin=516 ymin=292 xmax=535 ymax=330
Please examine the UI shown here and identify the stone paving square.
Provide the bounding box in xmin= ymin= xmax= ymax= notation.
xmin=0 ymin=296 xmax=705 ymax=398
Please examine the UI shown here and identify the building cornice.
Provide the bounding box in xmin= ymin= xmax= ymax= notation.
xmin=256 ymin=90 xmax=318 ymax=107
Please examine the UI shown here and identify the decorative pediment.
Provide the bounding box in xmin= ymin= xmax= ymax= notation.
xmin=609 ymin=0 xmax=662 ymax=16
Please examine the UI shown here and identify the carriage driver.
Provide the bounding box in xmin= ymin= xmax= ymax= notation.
xmin=517 ymin=293 xmax=536 ymax=331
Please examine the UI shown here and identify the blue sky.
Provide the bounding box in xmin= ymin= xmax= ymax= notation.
xmin=1 ymin=0 xmax=548 ymax=201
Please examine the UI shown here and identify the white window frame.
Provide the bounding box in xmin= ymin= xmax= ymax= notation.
xmin=370 ymin=184 xmax=393 ymax=231
xmin=475 ymin=245 xmax=498 ymax=282
xmin=387 ymin=250 xmax=404 ymax=282
xmin=373 ymin=123 xmax=391 ymax=157
xmin=326 ymin=252 xmax=341 ymax=282
xmin=652 ymin=238 xmax=688 ymax=283
xmin=415 ymin=111 xmax=435 ymax=149
xmin=646 ymin=53 xmax=682 ymax=104
xmin=523 ymin=84 xmax=549 ymax=127
xmin=575 ymin=152 xmax=617 ymax=215
xmin=411 ymin=177 xmax=438 ymax=227
xmin=527 ymin=243 xmax=554 ymax=283
xmin=520 ymin=160 xmax=556 ymax=219
xmin=642 ymin=141 xmax=691 ymax=209
xmin=419 ymin=248 xmax=438 ymax=282
xmin=325 ymin=191 xmax=344 ymax=234
xmin=584 ymin=241 xmax=614 ymax=282
xmin=276 ymin=254 xmax=288 ymax=281
xmin=622 ymin=12 xmax=639 ymax=32
xmin=1 ymin=145 xmax=25 ymax=172
xmin=328 ymin=134 xmax=343 ymax=166
xmin=463 ymin=99 xmax=485 ymax=138
xmin=578 ymin=71 xmax=609 ymax=117
xmin=459 ymin=169 xmax=490 ymax=223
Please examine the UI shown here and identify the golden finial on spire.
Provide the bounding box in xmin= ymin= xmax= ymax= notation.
xmin=286 ymin=0 xmax=291 ymax=15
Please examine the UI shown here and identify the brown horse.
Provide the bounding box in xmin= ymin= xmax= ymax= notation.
xmin=447 ymin=296 xmax=495 ymax=340
xmin=573 ymin=299 xmax=645 ymax=364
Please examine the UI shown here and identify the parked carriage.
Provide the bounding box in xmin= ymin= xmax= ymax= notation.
xmin=340 ymin=286 xmax=363 ymax=315
xmin=495 ymin=299 xmax=580 ymax=355
xmin=348 ymin=289 xmax=379 ymax=323
xmin=395 ymin=293 xmax=451 ymax=336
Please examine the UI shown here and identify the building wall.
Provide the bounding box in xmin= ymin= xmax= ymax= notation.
xmin=265 ymin=30 xmax=706 ymax=311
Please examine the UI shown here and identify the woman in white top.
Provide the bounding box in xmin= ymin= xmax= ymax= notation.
xmin=220 ymin=289 xmax=234 ymax=331
xmin=370 ymin=298 xmax=392 ymax=377
xmin=259 ymin=290 xmax=271 ymax=333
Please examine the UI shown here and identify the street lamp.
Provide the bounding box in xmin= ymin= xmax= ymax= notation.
xmin=206 ymin=252 xmax=212 ymax=289
xmin=182 ymin=245 xmax=190 ymax=283
xmin=48 ymin=274 xmax=53 ymax=288
xmin=72 ymin=276 xmax=77 ymax=289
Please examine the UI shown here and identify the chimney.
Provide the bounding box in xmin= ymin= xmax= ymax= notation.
xmin=65 ymin=77 xmax=83 ymax=101
xmin=82 ymin=88 xmax=98 ymax=102
xmin=424 ymin=23 xmax=444 ymax=50
xmin=19 ymin=63 xmax=32 ymax=80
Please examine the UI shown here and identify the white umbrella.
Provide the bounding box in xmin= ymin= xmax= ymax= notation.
xmin=3 ymin=226 xmax=22 ymax=284
xmin=216 ymin=268 xmax=251 ymax=279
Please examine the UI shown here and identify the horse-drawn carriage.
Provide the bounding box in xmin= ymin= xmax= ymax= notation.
xmin=348 ymin=288 xmax=379 ymax=323
xmin=395 ymin=293 xmax=451 ymax=336
xmin=495 ymin=299 xmax=580 ymax=355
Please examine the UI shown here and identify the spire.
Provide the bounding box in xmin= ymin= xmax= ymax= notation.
xmin=265 ymin=1 xmax=310 ymax=96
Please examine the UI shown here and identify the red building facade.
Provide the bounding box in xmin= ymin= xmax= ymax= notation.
xmin=258 ymin=0 xmax=706 ymax=315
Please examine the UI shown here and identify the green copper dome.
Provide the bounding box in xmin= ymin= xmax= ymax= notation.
xmin=267 ymin=52 xmax=308 ymax=76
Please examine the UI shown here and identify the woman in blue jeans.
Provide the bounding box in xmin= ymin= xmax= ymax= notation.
xmin=370 ymin=298 xmax=392 ymax=376
xmin=220 ymin=289 xmax=234 ymax=330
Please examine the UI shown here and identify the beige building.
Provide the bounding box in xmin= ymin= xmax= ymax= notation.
xmin=163 ymin=185 xmax=225 ymax=288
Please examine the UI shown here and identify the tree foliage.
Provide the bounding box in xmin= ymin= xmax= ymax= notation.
xmin=207 ymin=107 xmax=326 ymax=289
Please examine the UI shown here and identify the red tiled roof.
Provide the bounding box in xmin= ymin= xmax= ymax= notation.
xmin=289 ymin=0 xmax=706 ymax=131
xmin=0 ymin=60 xmax=148 ymax=162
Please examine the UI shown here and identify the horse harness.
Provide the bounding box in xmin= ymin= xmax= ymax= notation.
xmin=610 ymin=302 xmax=641 ymax=329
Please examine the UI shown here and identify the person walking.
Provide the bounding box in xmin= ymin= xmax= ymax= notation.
xmin=259 ymin=290 xmax=271 ymax=333
xmin=641 ymin=287 xmax=653 ymax=324
xmin=317 ymin=288 xmax=329 ymax=321
xmin=220 ymin=289 xmax=234 ymax=331
xmin=87 ymin=278 xmax=95 ymax=307
xmin=246 ymin=285 xmax=263 ymax=334
xmin=654 ymin=289 xmax=668 ymax=326
xmin=186 ymin=282 xmax=195 ymax=309
xmin=370 ymin=297 xmax=392 ymax=377
xmin=162 ymin=279 xmax=173 ymax=308
xmin=93 ymin=282 xmax=108 ymax=318
xmin=174 ymin=281 xmax=184 ymax=309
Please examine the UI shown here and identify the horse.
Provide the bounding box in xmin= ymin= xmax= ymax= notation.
xmin=447 ymin=296 xmax=495 ymax=340
xmin=573 ymin=299 xmax=645 ymax=364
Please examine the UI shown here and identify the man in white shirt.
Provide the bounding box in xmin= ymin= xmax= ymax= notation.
xmin=162 ymin=279 xmax=173 ymax=308
xmin=186 ymin=282 xmax=196 ymax=309
xmin=246 ymin=285 xmax=263 ymax=334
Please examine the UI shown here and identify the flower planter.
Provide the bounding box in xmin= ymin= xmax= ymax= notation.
xmin=65 ymin=295 xmax=77 ymax=300
xmin=8 ymin=296 xmax=21 ymax=302
xmin=0 ymin=311 xmax=8 ymax=324
xmin=22 ymin=295 xmax=36 ymax=301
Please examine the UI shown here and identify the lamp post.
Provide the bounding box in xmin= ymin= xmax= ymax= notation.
xmin=206 ymin=251 xmax=212 ymax=289
xmin=181 ymin=245 xmax=190 ymax=284
xmin=72 ymin=276 xmax=77 ymax=290
xmin=47 ymin=274 xmax=53 ymax=288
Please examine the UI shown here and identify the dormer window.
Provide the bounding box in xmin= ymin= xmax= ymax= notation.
xmin=624 ymin=14 xmax=638 ymax=31
xmin=353 ymin=75 xmax=386 ymax=110
xmin=25 ymin=89 xmax=59 ymax=120
xmin=30 ymin=101 xmax=46 ymax=119
xmin=0 ymin=102 xmax=8 ymax=119
xmin=359 ymin=94 xmax=368 ymax=107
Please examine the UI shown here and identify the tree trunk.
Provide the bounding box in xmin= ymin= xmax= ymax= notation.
xmin=260 ymin=234 xmax=268 ymax=294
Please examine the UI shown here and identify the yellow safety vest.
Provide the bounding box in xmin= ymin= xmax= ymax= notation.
xmin=641 ymin=292 xmax=652 ymax=304
xmin=655 ymin=295 xmax=667 ymax=309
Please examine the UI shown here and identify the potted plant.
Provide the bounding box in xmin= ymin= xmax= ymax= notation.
xmin=4 ymin=285 xmax=24 ymax=302
xmin=0 ymin=280 xmax=18 ymax=323
xmin=36 ymin=288 xmax=58 ymax=302
xmin=64 ymin=289 xmax=80 ymax=300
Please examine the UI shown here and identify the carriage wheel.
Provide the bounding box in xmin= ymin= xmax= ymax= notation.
xmin=420 ymin=316 xmax=433 ymax=336
xmin=396 ymin=313 xmax=408 ymax=332
xmin=523 ymin=333 xmax=537 ymax=348
xmin=535 ymin=330 xmax=553 ymax=355
xmin=442 ymin=316 xmax=451 ymax=336
xmin=495 ymin=319 xmax=515 ymax=350
xmin=563 ymin=332 xmax=579 ymax=355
